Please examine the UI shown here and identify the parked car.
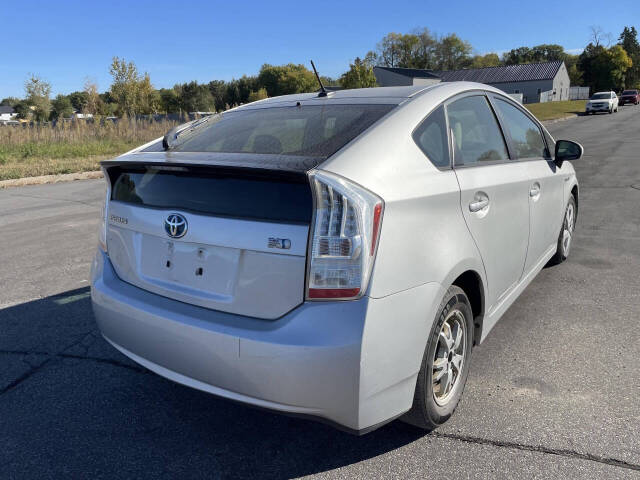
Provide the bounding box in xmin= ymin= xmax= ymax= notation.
xmin=91 ymin=82 xmax=581 ymax=434
xmin=619 ymin=89 xmax=639 ymax=105
xmin=585 ymin=91 xmax=619 ymax=114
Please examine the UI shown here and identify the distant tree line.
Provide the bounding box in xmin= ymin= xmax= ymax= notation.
xmin=361 ymin=25 xmax=638 ymax=93
xmin=1 ymin=25 xmax=637 ymax=121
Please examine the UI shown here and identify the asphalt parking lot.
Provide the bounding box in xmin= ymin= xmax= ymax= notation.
xmin=1 ymin=105 xmax=639 ymax=479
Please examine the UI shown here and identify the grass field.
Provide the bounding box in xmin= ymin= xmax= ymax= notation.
xmin=0 ymin=118 xmax=178 ymax=181
xmin=525 ymin=100 xmax=586 ymax=121
xmin=0 ymin=102 xmax=587 ymax=181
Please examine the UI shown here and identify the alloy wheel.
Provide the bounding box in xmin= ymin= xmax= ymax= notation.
xmin=432 ymin=309 xmax=466 ymax=406
xmin=562 ymin=203 xmax=575 ymax=256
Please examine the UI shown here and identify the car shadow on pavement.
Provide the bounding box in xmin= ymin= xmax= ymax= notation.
xmin=0 ymin=288 xmax=426 ymax=479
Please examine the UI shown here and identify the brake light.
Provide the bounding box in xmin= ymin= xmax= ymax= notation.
xmin=306 ymin=171 xmax=383 ymax=300
xmin=98 ymin=167 xmax=110 ymax=253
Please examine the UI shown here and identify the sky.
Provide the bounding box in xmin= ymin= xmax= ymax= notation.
xmin=1 ymin=0 xmax=637 ymax=99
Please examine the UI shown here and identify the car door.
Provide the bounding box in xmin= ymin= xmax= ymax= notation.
xmin=490 ymin=95 xmax=565 ymax=274
xmin=448 ymin=93 xmax=530 ymax=313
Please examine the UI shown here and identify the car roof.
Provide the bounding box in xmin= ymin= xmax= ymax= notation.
xmin=234 ymin=82 xmax=509 ymax=111
xmin=243 ymin=85 xmax=438 ymax=105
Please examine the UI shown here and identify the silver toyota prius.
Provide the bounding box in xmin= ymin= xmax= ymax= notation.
xmin=91 ymin=82 xmax=581 ymax=434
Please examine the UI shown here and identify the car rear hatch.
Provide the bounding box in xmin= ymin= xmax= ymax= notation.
xmin=102 ymin=157 xmax=313 ymax=319
xmin=100 ymin=102 xmax=398 ymax=318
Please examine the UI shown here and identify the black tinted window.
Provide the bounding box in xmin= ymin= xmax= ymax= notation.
xmin=494 ymin=99 xmax=546 ymax=159
xmin=413 ymin=105 xmax=450 ymax=168
xmin=155 ymin=105 xmax=395 ymax=158
xmin=446 ymin=96 xmax=509 ymax=166
xmin=110 ymin=167 xmax=312 ymax=223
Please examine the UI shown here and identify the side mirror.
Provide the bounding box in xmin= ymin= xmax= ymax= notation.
xmin=555 ymin=139 xmax=583 ymax=167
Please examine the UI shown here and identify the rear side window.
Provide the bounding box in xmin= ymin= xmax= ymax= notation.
xmin=155 ymin=105 xmax=395 ymax=158
xmin=413 ymin=105 xmax=450 ymax=168
xmin=446 ymin=96 xmax=509 ymax=166
xmin=493 ymin=99 xmax=547 ymax=159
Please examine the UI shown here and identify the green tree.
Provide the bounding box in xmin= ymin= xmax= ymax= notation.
xmin=0 ymin=97 xmax=21 ymax=107
xmin=374 ymin=30 xmax=439 ymax=69
xmin=607 ymin=45 xmax=633 ymax=90
xmin=618 ymin=26 xmax=640 ymax=88
xmin=257 ymin=64 xmax=317 ymax=97
xmin=565 ymin=54 xmax=583 ymax=85
xmin=412 ymin=28 xmax=438 ymax=69
xmin=109 ymin=57 xmax=155 ymax=116
xmin=50 ymin=94 xmax=73 ymax=120
xmin=158 ymin=88 xmax=179 ymax=113
xmin=13 ymin=101 xmax=31 ymax=120
xmin=433 ymin=34 xmax=472 ymax=70
xmin=175 ymin=81 xmax=215 ymax=112
xmin=24 ymin=74 xmax=52 ymax=122
xmin=339 ymin=57 xmax=377 ymax=89
xmin=138 ymin=73 xmax=158 ymax=114
xmin=470 ymin=53 xmax=502 ymax=68
xmin=502 ymin=46 xmax=532 ymax=65
xmin=68 ymin=91 xmax=88 ymax=112
xmin=247 ymin=87 xmax=268 ymax=102
xmin=503 ymin=44 xmax=567 ymax=65
xmin=580 ymin=43 xmax=633 ymax=92
xmin=82 ymin=80 xmax=103 ymax=115
xmin=207 ymin=80 xmax=227 ymax=112
xmin=98 ymin=92 xmax=118 ymax=116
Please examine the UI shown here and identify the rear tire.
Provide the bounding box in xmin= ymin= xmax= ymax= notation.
xmin=401 ymin=286 xmax=474 ymax=430
xmin=550 ymin=195 xmax=576 ymax=265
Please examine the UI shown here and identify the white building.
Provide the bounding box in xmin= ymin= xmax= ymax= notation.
xmin=0 ymin=106 xmax=17 ymax=122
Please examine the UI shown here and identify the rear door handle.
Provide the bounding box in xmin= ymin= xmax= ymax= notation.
xmin=469 ymin=198 xmax=489 ymax=212
xmin=529 ymin=185 xmax=541 ymax=197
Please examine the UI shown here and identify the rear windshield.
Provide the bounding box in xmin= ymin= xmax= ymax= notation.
xmin=149 ymin=104 xmax=395 ymax=158
xmin=109 ymin=166 xmax=312 ymax=224
xmin=622 ymin=90 xmax=637 ymax=95
xmin=591 ymin=93 xmax=611 ymax=99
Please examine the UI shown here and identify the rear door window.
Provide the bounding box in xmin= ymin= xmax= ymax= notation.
xmin=493 ymin=98 xmax=547 ymax=159
xmin=413 ymin=105 xmax=450 ymax=168
xmin=446 ymin=95 xmax=509 ymax=166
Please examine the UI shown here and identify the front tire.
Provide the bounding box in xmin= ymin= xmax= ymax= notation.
xmin=550 ymin=195 xmax=576 ymax=265
xmin=401 ymin=286 xmax=474 ymax=430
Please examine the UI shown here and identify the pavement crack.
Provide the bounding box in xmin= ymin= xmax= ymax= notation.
xmin=0 ymin=330 xmax=106 ymax=396
xmin=431 ymin=432 xmax=640 ymax=472
xmin=56 ymin=353 xmax=147 ymax=373
xmin=0 ymin=356 xmax=54 ymax=396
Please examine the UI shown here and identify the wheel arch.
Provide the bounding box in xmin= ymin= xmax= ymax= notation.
xmin=441 ymin=261 xmax=487 ymax=346
xmin=571 ymin=183 xmax=579 ymax=221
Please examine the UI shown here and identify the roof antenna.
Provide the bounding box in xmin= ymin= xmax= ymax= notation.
xmin=310 ymin=60 xmax=327 ymax=97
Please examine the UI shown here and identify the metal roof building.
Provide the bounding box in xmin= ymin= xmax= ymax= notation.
xmin=373 ymin=61 xmax=570 ymax=103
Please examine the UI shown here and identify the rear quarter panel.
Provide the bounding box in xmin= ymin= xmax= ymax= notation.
xmin=320 ymin=83 xmax=487 ymax=300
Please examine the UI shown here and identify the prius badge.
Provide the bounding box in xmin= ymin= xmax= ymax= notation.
xmin=165 ymin=213 xmax=188 ymax=238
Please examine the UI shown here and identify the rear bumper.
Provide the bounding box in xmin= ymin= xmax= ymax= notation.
xmin=91 ymin=250 xmax=444 ymax=432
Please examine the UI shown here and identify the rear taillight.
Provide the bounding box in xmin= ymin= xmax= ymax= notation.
xmin=98 ymin=167 xmax=110 ymax=253
xmin=306 ymin=171 xmax=383 ymax=300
